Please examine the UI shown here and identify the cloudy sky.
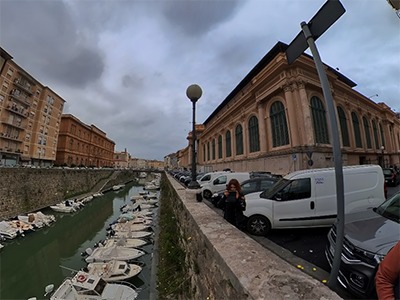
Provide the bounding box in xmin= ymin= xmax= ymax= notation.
xmin=1 ymin=0 xmax=399 ymax=161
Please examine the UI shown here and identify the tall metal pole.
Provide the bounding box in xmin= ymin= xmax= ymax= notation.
xmin=301 ymin=21 xmax=345 ymax=290
xmin=191 ymin=100 xmax=197 ymax=184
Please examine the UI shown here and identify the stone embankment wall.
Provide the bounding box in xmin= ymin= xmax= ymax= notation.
xmin=0 ymin=168 xmax=139 ymax=221
xmin=162 ymin=174 xmax=342 ymax=300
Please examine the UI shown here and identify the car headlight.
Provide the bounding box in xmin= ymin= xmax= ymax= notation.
xmin=212 ymin=193 xmax=218 ymax=197
xmin=374 ymin=253 xmax=386 ymax=264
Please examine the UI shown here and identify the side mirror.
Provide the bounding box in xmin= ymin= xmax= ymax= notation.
xmin=275 ymin=192 xmax=282 ymax=201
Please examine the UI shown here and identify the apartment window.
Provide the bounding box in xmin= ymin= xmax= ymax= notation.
xmin=26 ymin=133 xmax=31 ymax=141
xmin=33 ymin=100 xmax=38 ymax=107
xmin=76 ymin=142 xmax=79 ymax=151
xmin=2 ymin=81 xmax=9 ymax=92
xmin=44 ymin=127 xmax=48 ymax=135
xmin=36 ymin=89 xmax=41 ymax=95
xmin=270 ymin=101 xmax=290 ymax=147
xmin=46 ymin=116 xmax=50 ymax=125
xmin=363 ymin=116 xmax=372 ymax=149
xmin=28 ymin=121 xmax=33 ymax=129
xmin=7 ymin=67 xmax=14 ymax=78
xmin=351 ymin=112 xmax=362 ymax=148
xmin=24 ymin=145 xmax=29 ymax=153
xmin=30 ymin=111 xmax=35 ymax=118
xmin=310 ymin=96 xmax=330 ymax=144
xmin=39 ymin=125 xmax=44 ymax=134
xmin=56 ymin=121 xmax=59 ymax=128
xmin=235 ymin=124 xmax=243 ymax=155
xmin=248 ymin=116 xmax=260 ymax=153
xmin=53 ymin=140 xmax=57 ymax=146
xmin=69 ymin=139 xmax=73 ymax=149
xmin=0 ymin=94 xmax=4 ymax=102
xmin=43 ymin=138 xmax=47 ymax=146
xmin=46 ymin=95 xmax=54 ymax=105
xmin=78 ymin=130 xmax=81 ymax=137
xmin=218 ymin=135 xmax=223 ymax=159
xmin=226 ymin=130 xmax=232 ymax=158
xmin=44 ymin=106 xmax=48 ymax=113
xmin=38 ymin=136 xmax=43 ymax=145
xmin=60 ymin=104 xmax=63 ymax=110
xmin=52 ymin=150 xmax=55 ymax=156
xmin=48 ymin=107 xmax=52 ymax=115
xmin=16 ymin=118 xmax=22 ymax=127
xmin=337 ymin=106 xmax=350 ymax=147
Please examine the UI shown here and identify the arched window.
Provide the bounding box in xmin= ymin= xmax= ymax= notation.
xmin=372 ymin=120 xmax=379 ymax=149
xmin=270 ymin=101 xmax=289 ymax=147
xmin=235 ymin=124 xmax=243 ymax=155
xmin=248 ymin=116 xmax=260 ymax=152
xmin=337 ymin=106 xmax=350 ymax=147
xmin=310 ymin=96 xmax=330 ymax=144
xmin=362 ymin=116 xmax=372 ymax=149
xmin=379 ymin=123 xmax=385 ymax=148
xmin=203 ymin=144 xmax=206 ymax=162
xmin=226 ymin=131 xmax=232 ymax=157
xmin=351 ymin=112 xmax=362 ymax=148
xmin=69 ymin=139 xmax=73 ymax=149
xmin=207 ymin=142 xmax=210 ymax=161
xmin=218 ymin=135 xmax=223 ymax=159
xmin=212 ymin=139 xmax=216 ymax=160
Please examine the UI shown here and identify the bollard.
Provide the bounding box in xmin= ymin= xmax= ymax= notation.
xmin=196 ymin=192 xmax=203 ymax=202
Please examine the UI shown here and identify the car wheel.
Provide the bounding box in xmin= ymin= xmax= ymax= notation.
xmin=203 ymin=190 xmax=212 ymax=199
xmin=247 ymin=215 xmax=271 ymax=236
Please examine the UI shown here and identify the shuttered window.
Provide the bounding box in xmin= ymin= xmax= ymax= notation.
xmin=226 ymin=131 xmax=232 ymax=157
xmin=235 ymin=124 xmax=243 ymax=155
xmin=248 ymin=116 xmax=260 ymax=152
xmin=363 ymin=116 xmax=372 ymax=149
xmin=337 ymin=106 xmax=350 ymax=147
xmin=270 ymin=101 xmax=289 ymax=147
xmin=352 ymin=112 xmax=362 ymax=148
xmin=310 ymin=96 xmax=330 ymax=144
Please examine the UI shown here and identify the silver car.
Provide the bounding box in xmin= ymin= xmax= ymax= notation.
xmin=325 ymin=192 xmax=400 ymax=299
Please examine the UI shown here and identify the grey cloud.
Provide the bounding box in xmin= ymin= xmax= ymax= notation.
xmin=122 ymin=74 xmax=144 ymax=88
xmin=161 ymin=0 xmax=245 ymax=36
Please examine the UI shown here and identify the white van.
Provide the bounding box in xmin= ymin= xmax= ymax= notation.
xmin=244 ymin=165 xmax=385 ymax=236
xmin=201 ymin=172 xmax=250 ymax=199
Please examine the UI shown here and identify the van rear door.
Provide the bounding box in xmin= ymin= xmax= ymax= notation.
xmin=272 ymin=176 xmax=316 ymax=228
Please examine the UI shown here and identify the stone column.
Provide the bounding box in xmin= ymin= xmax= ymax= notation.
xmin=257 ymin=100 xmax=267 ymax=153
xmin=294 ymin=80 xmax=314 ymax=145
xmin=282 ymin=83 xmax=299 ymax=147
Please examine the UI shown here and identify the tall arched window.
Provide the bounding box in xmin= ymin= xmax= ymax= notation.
xmin=351 ymin=112 xmax=362 ymax=148
xmin=212 ymin=139 xmax=216 ymax=160
xmin=372 ymin=120 xmax=379 ymax=149
xmin=362 ymin=116 xmax=372 ymax=149
xmin=248 ymin=116 xmax=260 ymax=152
xmin=270 ymin=101 xmax=289 ymax=147
xmin=207 ymin=142 xmax=210 ymax=161
xmin=218 ymin=135 xmax=223 ymax=159
xmin=235 ymin=124 xmax=243 ymax=155
xmin=379 ymin=123 xmax=385 ymax=148
xmin=337 ymin=106 xmax=350 ymax=147
xmin=203 ymin=144 xmax=206 ymax=162
xmin=310 ymin=96 xmax=330 ymax=144
xmin=226 ymin=131 xmax=232 ymax=157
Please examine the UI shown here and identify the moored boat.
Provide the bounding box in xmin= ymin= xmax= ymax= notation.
xmin=0 ymin=221 xmax=19 ymax=239
xmin=47 ymin=270 xmax=138 ymax=299
xmin=85 ymin=246 xmax=145 ymax=263
xmin=85 ymin=260 xmax=142 ymax=282
xmin=100 ymin=237 xmax=148 ymax=248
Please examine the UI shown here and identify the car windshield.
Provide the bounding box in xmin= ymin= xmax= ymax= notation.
xmin=263 ymin=178 xmax=288 ymax=198
xmin=375 ymin=193 xmax=400 ymax=224
xmin=383 ymin=169 xmax=393 ymax=175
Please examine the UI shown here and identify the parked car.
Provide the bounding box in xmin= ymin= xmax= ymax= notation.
xmin=211 ymin=176 xmax=280 ymax=208
xmin=382 ymin=168 xmax=400 ymax=187
xmin=249 ymin=171 xmax=282 ymax=179
xmin=325 ymin=191 xmax=400 ymax=299
xmin=200 ymin=172 xmax=250 ymax=199
xmin=244 ymin=165 xmax=386 ymax=236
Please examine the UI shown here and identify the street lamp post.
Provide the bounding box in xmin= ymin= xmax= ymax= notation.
xmin=186 ymin=84 xmax=202 ymax=189
xmin=381 ymin=146 xmax=385 ymax=168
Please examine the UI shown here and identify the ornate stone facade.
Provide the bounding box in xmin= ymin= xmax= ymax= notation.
xmin=183 ymin=42 xmax=400 ymax=175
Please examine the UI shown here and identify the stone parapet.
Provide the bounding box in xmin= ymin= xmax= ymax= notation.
xmin=166 ymin=174 xmax=342 ymax=299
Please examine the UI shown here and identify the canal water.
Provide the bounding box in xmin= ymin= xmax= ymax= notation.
xmin=0 ymin=181 xmax=158 ymax=300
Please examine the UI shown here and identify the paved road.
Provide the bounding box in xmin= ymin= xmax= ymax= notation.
xmin=202 ymin=185 xmax=400 ymax=299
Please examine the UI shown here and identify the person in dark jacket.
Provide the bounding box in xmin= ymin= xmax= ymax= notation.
xmin=221 ymin=179 xmax=246 ymax=230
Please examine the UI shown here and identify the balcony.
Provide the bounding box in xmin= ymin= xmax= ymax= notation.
xmin=9 ymin=91 xmax=31 ymax=107
xmin=13 ymin=78 xmax=33 ymax=95
xmin=0 ymin=118 xmax=27 ymax=130
xmin=5 ymin=105 xmax=29 ymax=118
xmin=0 ymin=132 xmax=23 ymax=143
xmin=0 ymin=147 xmax=22 ymax=154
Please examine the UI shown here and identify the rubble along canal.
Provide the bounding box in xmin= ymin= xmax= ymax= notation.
xmin=0 ymin=182 xmax=158 ymax=300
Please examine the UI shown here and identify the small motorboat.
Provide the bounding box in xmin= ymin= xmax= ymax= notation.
xmin=85 ymin=260 xmax=142 ymax=282
xmin=47 ymin=271 xmax=138 ymax=299
xmin=100 ymin=237 xmax=148 ymax=248
xmin=85 ymin=246 xmax=145 ymax=263
xmin=0 ymin=221 xmax=19 ymax=239
xmin=111 ymin=230 xmax=153 ymax=239
xmin=111 ymin=221 xmax=151 ymax=233
xmin=18 ymin=211 xmax=55 ymax=228
xmin=8 ymin=220 xmax=35 ymax=235
xmin=50 ymin=201 xmax=79 ymax=213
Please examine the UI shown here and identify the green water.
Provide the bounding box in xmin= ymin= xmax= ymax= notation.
xmin=0 ymin=182 xmax=157 ymax=300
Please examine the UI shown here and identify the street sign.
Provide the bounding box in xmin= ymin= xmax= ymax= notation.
xmin=285 ymin=0 xmax=346 ymax=65
xmin=293 ymin=154 xmax=297 ymax=160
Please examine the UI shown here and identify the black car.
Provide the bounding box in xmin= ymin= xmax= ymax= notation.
xmin=210 ymin=176 xmax=279 ymax=208
xmin=383 ymin=168 xmax=400 ymax=186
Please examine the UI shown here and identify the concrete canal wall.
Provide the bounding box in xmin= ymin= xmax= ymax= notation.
xmin=163 ymin=173 xmax=342 ymax=300
xmin=0 ymin=168 xmax=139 ymax=221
